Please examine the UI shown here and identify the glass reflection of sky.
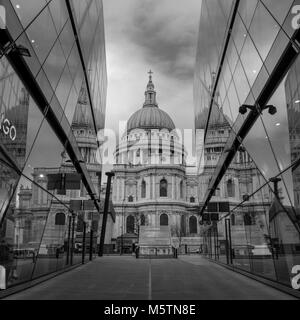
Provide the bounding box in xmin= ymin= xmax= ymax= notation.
xmin=195 ymin=0 xmax=300 ymax=208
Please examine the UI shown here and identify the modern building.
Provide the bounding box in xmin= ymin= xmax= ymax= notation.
xmin=195 ymin=0 xmax=300 ymax=287
xmin=14 ymin=83 xmax=115 ymax=256
xmin=0 ymin=0 xmax=108 ymax=291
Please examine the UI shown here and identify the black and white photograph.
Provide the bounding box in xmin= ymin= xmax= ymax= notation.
xmin=0 ymin=0 xmax=300 ymax=309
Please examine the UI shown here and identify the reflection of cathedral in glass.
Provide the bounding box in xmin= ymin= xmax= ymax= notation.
xmin=0 ymin=0 xmax=108 ymax=291
xmin=14 ymin=82 xmax=113 ymax=249
xmin=0 ymin=82 xmax=30 ymax=225
xmin=1 ymin=87 xmax=30 ymax=169
xmin=285 ymin=60 xmax=300 ymax=209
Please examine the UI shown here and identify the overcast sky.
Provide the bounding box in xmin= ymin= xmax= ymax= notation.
xmin=103 ymin=0 xmax=202 ymax=135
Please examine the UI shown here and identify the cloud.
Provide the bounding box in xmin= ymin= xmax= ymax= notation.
xmin=127 ymin=0 xmax=200 ymax=81
xmin=103 ymin=0 xmax=202 ymax=136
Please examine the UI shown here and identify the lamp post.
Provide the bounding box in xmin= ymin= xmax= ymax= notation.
xmin=120 ymin=198 xmax=126 ymax=255
xmin=98 ymin=171 xmax=115 ymax=257
xmin=269 ymin=177 xmax=282 ymax=199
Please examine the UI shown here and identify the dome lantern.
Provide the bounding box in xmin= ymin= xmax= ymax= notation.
xmin=144 ymin=70 xmax=157 ymax=107
xmin=126 ymin=71 xmax=176 ymax=133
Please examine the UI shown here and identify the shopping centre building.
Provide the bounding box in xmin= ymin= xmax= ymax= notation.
xmin=1 ymin=0 xmax=300 ymax=298
xmin=195 ymin=0 xmax=300 ymax=287
xmin=0 ymin=0 xmax=110 ymax=290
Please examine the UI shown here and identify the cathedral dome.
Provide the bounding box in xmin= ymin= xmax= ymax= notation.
xmin=127 ymin=106 xmax=175 ymax=132
xmin=72 ymin=84 xmax=94 ymax=129
xmin=72 ymin=104 xmax=94 ymax=129
xmin=196 ymin=104 xmax=231 ymax=130
xmin=71 ymin=83 xmax=105 ymax=131
xmin=127 ymin=72 xmax=175 ymax=132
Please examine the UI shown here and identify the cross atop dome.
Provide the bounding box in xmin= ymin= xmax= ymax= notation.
xmin=148 ymin=69 xmax=153 ymax=81
xmin=144 ymin=69 xmax=157 ymax=107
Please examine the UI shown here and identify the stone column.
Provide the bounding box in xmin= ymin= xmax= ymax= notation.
xmin=150 ymin=174 xmax=153 ymax=199
xmin=153 ymin=175 xmax=156 ymax=199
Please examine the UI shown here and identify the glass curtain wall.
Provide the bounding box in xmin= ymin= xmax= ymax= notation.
xmin=0 ymin=0 xmax=107 ymax=291
xmin=196 ymin=0 xmax=300 ymax=289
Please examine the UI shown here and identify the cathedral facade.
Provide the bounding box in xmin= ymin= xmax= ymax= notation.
xmin=111 ymin=74 xmax=200 ymax=253
xmin=14 ymin=75 xmax=273 ymax=256
xmin=110 ymin=73 xmax=271 ymax=255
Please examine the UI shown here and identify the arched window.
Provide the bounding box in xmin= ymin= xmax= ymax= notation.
xmin=128 ymin=195 xmax=134 ymax=202
xmin=231 ymin=214 xmax=236 ymax=226
xmin=180 ymin=181 xmax=184 ymax=199
xmin=227 ymin=179 xmax=235 ymax=198
xmin=141 ymin=214 xmax=146 ymax=226
xmin=126 ymin=215 xmax=135 ymax=233
xmin=190 ymin=196 xmax=195 ymax=203
xmin=55 ymin=213 xmax=65 ymax=226
xmin=76 ymin=219 xmax=84 ymax=232
xmin=160 ymin=179 xmax=168 ymax=197
xmin=159 ymin=138 xmax=163 ymax=155
xmin=181 ymin=215 xmax=186 ymax=235
xmin=189 ymin=216 xmax=197 ymax=234
xmin=160 ymin=213 xmax=168 ymax=226
xmin=141 ymin=180 xmax=146 ymax=198
xmin=170 ymin=136 xmax=175 ymax=155
xmin=244 ymin=213 xmax=253 ymax=226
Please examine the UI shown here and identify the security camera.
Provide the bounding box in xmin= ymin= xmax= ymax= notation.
xmin=268 ymin=105 xmax=277 ymax=115
xmin=239 ymin=105 xmax=248 ymax=115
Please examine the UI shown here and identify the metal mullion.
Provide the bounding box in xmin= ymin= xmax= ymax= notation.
xmin=65 ymin=0 xmax=103 ymax=150
xmin=204 ymin=0 xmax=241 ymax=143
xmin=0 ymin=27 xmax=102 ymax=215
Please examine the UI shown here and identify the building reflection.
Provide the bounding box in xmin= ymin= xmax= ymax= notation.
xmin=0 ymin=0 xmax=108 ymax=291
xmin=195 ymin=0 xmax=300 ymax=288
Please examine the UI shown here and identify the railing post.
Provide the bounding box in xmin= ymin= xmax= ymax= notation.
xmin=82 ymin=222 xmax=86 ymax=264
xmin=66 ymin=215 xmax=72 ymax=265
xmin=70 ymin=214 xmax=75 ymax=265
xmin=89 ymin=229 xmax=93 ymax=261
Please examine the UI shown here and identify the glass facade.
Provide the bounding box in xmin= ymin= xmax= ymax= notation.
xmin=0 ymin=0 xmax=107 ymax=291
xmin=195 ymin=0 xmax=300 ymax=289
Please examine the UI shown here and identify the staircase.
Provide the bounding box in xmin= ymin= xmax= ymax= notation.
xmin=138 ymin=226 xmax=174 ymax=258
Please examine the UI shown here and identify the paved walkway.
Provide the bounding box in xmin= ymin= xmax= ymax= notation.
xmin=4 ymin=256 xmax=296 ymax=300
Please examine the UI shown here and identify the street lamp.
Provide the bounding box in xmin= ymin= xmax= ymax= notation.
xmin=239 ymin=104 xmax=277 ymax=116
xmin=269 ymin=177 xmax=282 ymax=199
xmin=98 ymin=171 xmax=115 ymax=257
xmin=121 ymin=198 xmax=126 ymax=255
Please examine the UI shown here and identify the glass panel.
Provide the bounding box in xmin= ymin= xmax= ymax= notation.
xmin=48 ymin=0 xmax=69 ymax=35
xmin=248 ymin=1 xmax=280 ymax=62
xmin=41 ymin=39 xmax=66 ymax=92
xmin=230 ymin=211 xmax=252 ymax=272
xmin=261 ymin=0 xmax=294 ymax=26
xmin=25 ymin=5 xmax=58 ymax=65
xmin=11 ymin=0 xmax=48 ymax=30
